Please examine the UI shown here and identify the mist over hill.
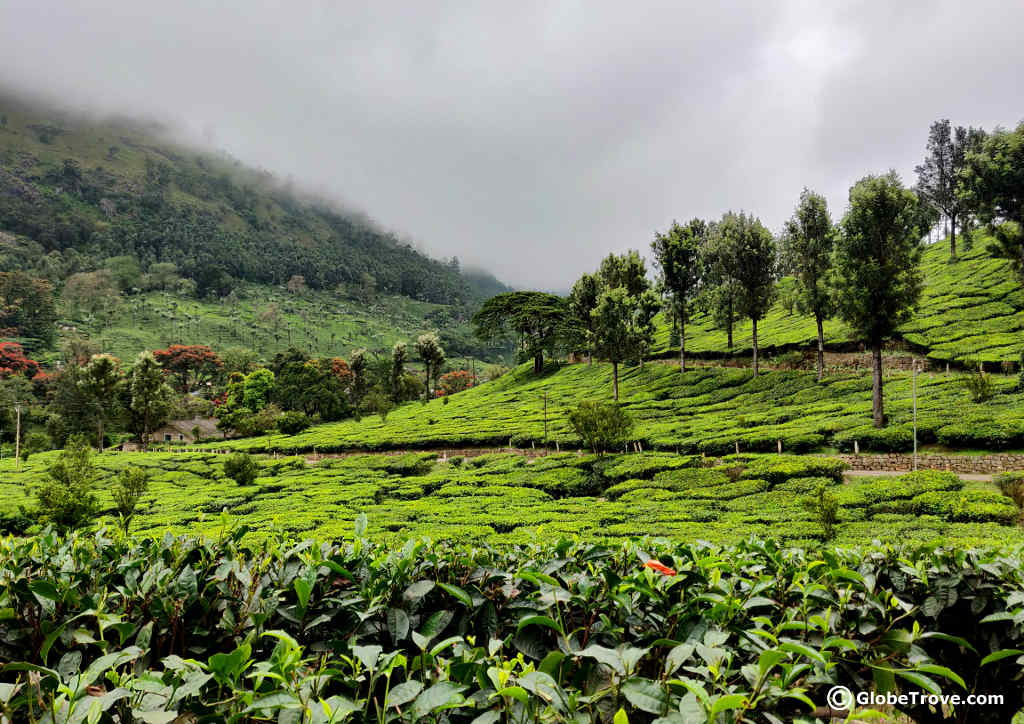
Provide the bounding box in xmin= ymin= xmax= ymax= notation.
xmin=0 ymin=91 xmax=511 ymax=304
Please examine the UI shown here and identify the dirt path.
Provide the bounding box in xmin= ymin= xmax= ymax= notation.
xmin=844 ymin=469 xmax=994 ymax=482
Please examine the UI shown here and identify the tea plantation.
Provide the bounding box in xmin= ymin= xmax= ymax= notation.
xmin=199 ymin=360 xmax=1024 ymax=456
xmin=4 ymin=522 xmax=1024 ymax=722
xmin=2 ymin=451 xmax=1021 ymax=550
xmin=649 ymin=237 xmax=1024 ymax=364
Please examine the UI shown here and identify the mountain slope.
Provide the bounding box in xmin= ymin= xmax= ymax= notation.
xmin=0 ymin=92 xmax=509 ymax=304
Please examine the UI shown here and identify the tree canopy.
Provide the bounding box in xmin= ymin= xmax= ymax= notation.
xmin=960 ymin=122 xmax=1024 ymax=281
xmin=652 ymin=218 xmax=706 ymax=372
xmin=834 ymin=172 xmax=924 ymax=427
xmin=713 ymin=212 xmax=777 ymax=375
xmin=472 ymin=291 xmax=566 ymax=374
xmin=780 ymin=189 xmax=835 ymax=381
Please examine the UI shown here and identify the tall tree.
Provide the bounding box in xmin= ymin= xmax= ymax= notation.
xmin=834 ymin=172 xmax=924 ymax=428
xmin=0 ymin=272 xmax=57 ymax=344
xmin=567 ymin=273 xmax=600 ymax=365
xmin=590 ymin=287 xmax=659 ymax=400
xmin=152 ymin=344 xmax=222 ymax=393
xmin=596 ymin=250 xmax=657 ymax=369
xmin=598 ymin=250 xmax=649 ymax=296
xmin=781 ymin=189 xmax=835 ymax=381
xmin=915 ymin=120 xmax=985 ymax=259
xmin=652 ymin=219 xmax=706 ymax=372
xmin=390 ymin=342 xmax=408 ymax=403
xmin=714 ymin=212 xmax=777 ymax=375
xmin=62 ymin=270 xmax=121 ymax=328
xmin=472 ymin=292 xmax=565 ymax=374
xmin=127 ymin=351 xmax=175 ymax=449
xmin=349 ymin=347 xmax=369 ymax=408
xmin=697 ymin=221 xmax=739 ymax=351
xmin=79 ymin=354 xmax=122 ymax=451
xmin=415 ymin=333 xmax=446 ymax=399
xmin=959 ymin=122 xmax=1024 ymax=281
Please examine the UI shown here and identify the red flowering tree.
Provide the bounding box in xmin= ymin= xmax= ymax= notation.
xmin=0 ymin=341 xmax=41 ymax=379
xmin=438 ymin=369 xmax=474 ymax=396
xmin=327 ymin=358 xmax=356 ymax=386
xmin=152 ymin=344 xmax=223 ymax=393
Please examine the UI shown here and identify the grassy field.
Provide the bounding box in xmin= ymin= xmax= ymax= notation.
xmin=2 ymin=449 xmax=1020 ymax=548
xmin=650 ymin=239 xmax=1024 ymax=364
xmin=195 ymin=358 xmax=1024 ymax=455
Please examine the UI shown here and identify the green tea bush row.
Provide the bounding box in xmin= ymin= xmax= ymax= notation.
xmin=4 ymin=528 xmax=1024 ymax=722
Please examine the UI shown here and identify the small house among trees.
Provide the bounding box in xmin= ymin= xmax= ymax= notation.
xmin=149 ymin=416 xmax=220 ymax=444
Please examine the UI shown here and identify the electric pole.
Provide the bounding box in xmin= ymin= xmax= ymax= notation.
xmin=14 ymin=402 xmax=22 ymax=472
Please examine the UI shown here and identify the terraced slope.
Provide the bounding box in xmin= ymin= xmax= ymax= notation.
xmin=2 ymin=450 xmax=1019 ymax=547
xmin=201 ymin=360 xmax=1024 ymax=454
xmin=650 ymin=239 xmax=1024 ymax=364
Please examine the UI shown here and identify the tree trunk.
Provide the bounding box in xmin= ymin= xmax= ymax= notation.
xmin=97 ymin=417 xmax=104 ymax=453
xmin=871 ymin=343 xmax=884 ymax=428
xmin=726 ymin=299 xmax=733 ymax=350
xmin=949 ymin=212 xmax=957 ymax=259
xmin=587 ymin=351 xmax=592 ymax=367
xmin=815 ymin=313 xmax=825 ymax=382
xmin=752 ymin=318 xmax=759 ymax=376
xmin=534 ymin=353 xmax=543 ymax=374
xmin=424 ymin=363 xmax=430 ymax=400
xmin=680 ymin=318 xmax=686 ymax=373
xmin=612 ymin=361 xmax=619 ymax=401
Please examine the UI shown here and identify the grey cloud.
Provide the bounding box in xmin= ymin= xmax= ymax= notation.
xmin=0 ymin=1 xmax=1020 ymax=289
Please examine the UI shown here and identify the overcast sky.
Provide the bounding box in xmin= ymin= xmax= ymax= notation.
xmin=0 ymin=1 xmax=1021 ymax=290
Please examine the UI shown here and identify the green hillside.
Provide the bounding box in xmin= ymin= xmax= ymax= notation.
xmin=202 ymin=360 xmax=1024 ymax=455
xmin=46 ymin=282 xmax=500 ymax=368
xmin=0 ymin=92 xmax=508 ymax=310
xmin=650 ymin=239 xmax=1024 ymax=364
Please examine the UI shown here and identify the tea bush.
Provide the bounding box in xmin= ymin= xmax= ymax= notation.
xmin=3 ymin=528 xmax=1024 ymax=722
xmin=2 ymin=452 xmax=1022 ymax=548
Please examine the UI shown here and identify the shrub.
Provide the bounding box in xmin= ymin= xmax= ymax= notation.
xmin=567 ymin=400 xmax=634 ymax=455
xmin=803 ymin=481 xmax=839 ymax=540
xmin=963 ymin=368 xmax=995 ymax=402
xmin=910 ymin=489 xmax=1018 ymax=524
xmin=0 ymin=510 xmax=34 ymax=535
xmin=23 ymin=432 xmax=52 ymax=458
xmin=223 ymin=453 xmax=259 ymax=486
xmin=112 ymin=466 xmax=150 ymax=531
xmin=362 ymin=390 xmax=393 ymax=422
xmin=34 ymin=434 xmax=99 ymax=531
xmin=233 ymin=404 xmax=281 ymax=437
xmin=731 ymin=455 xmax=847 ymax=485
xmin=276 ymin=410 xmax=312 ymax=435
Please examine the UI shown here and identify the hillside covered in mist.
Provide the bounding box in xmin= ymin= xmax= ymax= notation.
xmin=0 ymin=92 xmax=509 ymax=304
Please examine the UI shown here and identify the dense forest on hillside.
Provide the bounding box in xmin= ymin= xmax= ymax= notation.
xmin=0 ymin=93 xmax=508 ymax=304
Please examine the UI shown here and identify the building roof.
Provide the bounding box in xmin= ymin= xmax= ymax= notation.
xmin=157 ymin=417 xmax=220 ymax=436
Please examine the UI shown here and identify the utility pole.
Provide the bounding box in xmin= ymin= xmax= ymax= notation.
xmin=912 ymin=362 xmax=919 ymax=471
xmin=14 ymin=402 xmax=22 ymax=472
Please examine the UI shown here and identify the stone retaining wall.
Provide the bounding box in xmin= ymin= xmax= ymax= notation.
xmin=833 ymin=453 xmax=1024 ymax=474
